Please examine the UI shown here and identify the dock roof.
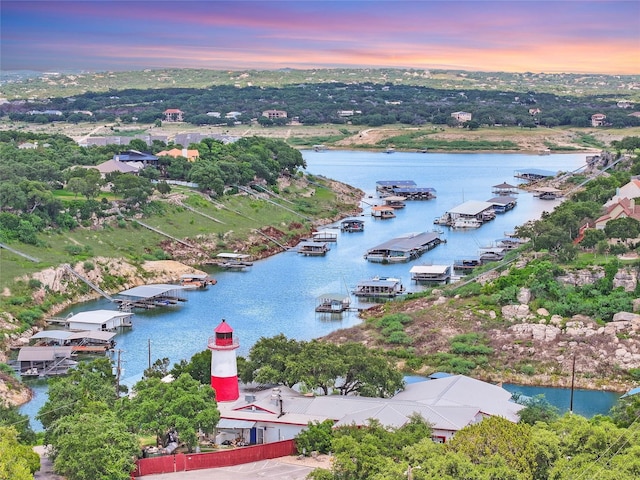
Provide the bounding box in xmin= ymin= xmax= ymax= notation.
xmin=67 ymin=310 xmax=133 ymax=324
xmin=392 ymin=187 xmax=437 ymax=194
xmin=376 ymin=180 xmax=416 ymax=187
xmin=410 ymin=265 xmax=450 ymax=275
xmin=67 ymin=330 xmax=117 ymax=342
xmin=18 ymin=346 xmax=73 ymax=362
xmin=118 ymin=284 xmax=188 ymax=299
xmin=487 ymin=196 xmax=517 ymax=205
xmin=32 ymin=330 xmax=72 ymax=341
xmin=447 ymin=200 xmax=495 ymax=216
xmin=216 ymin=253 xmax=251 ymax=259
xmin=357 ymin=277 xmax=402 ymax=288
xmin=515 ymin=168 xmax=557 ymax=177
xmin=367 ymin=232 xmax=440 ymax=253
xmin=493 ymin=182 xmax=518 ymax=189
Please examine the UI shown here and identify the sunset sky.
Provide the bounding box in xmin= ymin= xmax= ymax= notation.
xmin=2 ymin=1 xmax=639 ymax=75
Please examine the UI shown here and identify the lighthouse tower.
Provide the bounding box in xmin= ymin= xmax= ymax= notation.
xmin=208 ymin=319 xmax=240 ymax=402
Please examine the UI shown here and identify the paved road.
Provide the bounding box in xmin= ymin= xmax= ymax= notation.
xmin=141 ymin=458 xmax=316 ymax=480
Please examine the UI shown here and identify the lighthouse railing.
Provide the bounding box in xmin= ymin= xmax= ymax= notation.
xmin=207 ymin=337 xmax=239 ymax=350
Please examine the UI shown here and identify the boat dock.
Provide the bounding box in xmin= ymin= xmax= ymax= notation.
xmin=214 ymin=253 xmax=254 ymax=270
xmin=375 ymin=180 xmax=417 ymax=196
xmin=179 ymin=273 xmax=217 ymax=288
xmin=353 ymin=277 xmax=406 ymax=298
xmin=115 ymin=284 xmax=189 ymax=310
xmin=365 ymin=231 xmax=443 ymax=263
xmin=486 ymin=196 xmax=517 ymax=213
xmin=453 ymin=258 xmax=482 ymax=272
xmin=533 ymin=187 xmax=563 ymax=200
xmin=390 ymin=187 xmax=437 ymax=200
xmin=371 ymin=205 xmax=396 ymax=219
xmin=383 ymin=196 xmax=406 ymax=209
xmin=315 ymin=293 xmax=351 ymax=313
xmin=311 ymin=230 xmax=338 ymax=242
xmin=435 ymin=200 xmax=496 ymax=227
xmin=410 ymin=265 xmax=452 ymax=283
xmin=297 ymin=241 xmax=329 ymax=256
xmin=492 ymin=182 xmax=519 ymax=196
xmin=340 ymin=218 xmax=365 ymax=232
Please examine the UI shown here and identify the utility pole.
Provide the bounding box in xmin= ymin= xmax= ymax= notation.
xmin=148 ymin=338 xmax=151 ymax=371
xmin=115 ymin=349 xmax=122 ymax=399
xmin=569 ymin=355 xmax=576 ymax=414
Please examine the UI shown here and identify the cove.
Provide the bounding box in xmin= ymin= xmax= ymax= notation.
xmin=22 ymin=150 xmax=619 ymax=428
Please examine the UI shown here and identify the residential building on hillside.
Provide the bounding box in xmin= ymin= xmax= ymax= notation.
xmin=163 ymin=109 xmax=184 ymax=122
xmin=451 ymin=111 xmax=472 ymax=122
xmin=591 ymin=113 xmax=607 ymax=127
xmin=262 ymin=109 xmax=287 ymax=119
xmin=157 ymin=147 xmax=200 ymax=162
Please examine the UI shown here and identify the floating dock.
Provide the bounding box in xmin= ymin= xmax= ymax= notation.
xmin=340 ymin=218 xmax=365 ymax=232
xmin=115 ymin=284 xmax=189 ymax=310
xmin=297 ymin=241 xmax=329 ymax=256
xmin=410 ymin=265 xmax=452 ymax=283
xmin=353 ymin=277 xmax=405 ymax=298
xmin=371 ymin=205 xmax=396 ymax=219
xmin=365 ymin=232 xmax=443 ymax=263
xmin=315 ymin=293 xmax=351 ymax=313
xmin=486 ymin=196 xmax=517 ymax=213
xmin=214 ymin=253 xmax=254 ymax=270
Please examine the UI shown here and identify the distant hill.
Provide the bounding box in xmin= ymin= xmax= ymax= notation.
xmin=1 ymin=68 xmax=639 ymax=101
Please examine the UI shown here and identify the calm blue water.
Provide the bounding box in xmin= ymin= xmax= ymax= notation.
xmin=21 ymin=151 xmax=619 ymax=428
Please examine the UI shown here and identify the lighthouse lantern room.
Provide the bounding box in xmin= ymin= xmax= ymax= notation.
xmin=208 ymin=319 xmax=240 ymax=402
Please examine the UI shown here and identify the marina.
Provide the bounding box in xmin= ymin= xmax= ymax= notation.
xmin=21 ymin=150 xmax=594 ymax=429
xmin=364 ymin=231 xmax=443 ymax=263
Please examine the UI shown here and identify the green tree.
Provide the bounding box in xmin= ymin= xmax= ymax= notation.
xmin=241 ymin=334 xmax=303 ymax=387
xmin=171 ymin=349 xmax=212 ymax=385
xmin=48 ymin=406 xmax=138 ymax=480
xmin=0 ymin=426 xmax=40 ymax=480
xmin=609 ymin=392 xmax=640 ymax=427
xmin=121 ymin=373 xmax=219 ymax=451
xmin=517 ymin=394 xmax=560 ymax=425
xmin=336 ymin=343 xmax=405 ymax=397
xmin=0 ymin=402 xmax=36 ymax=444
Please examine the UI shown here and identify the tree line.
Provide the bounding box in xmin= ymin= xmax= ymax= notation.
xmin=3 ymin=80 xmax=640 ymax=129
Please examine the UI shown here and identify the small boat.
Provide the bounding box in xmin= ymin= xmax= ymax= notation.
xmin=452 ymin=218 xmax=481 ymax=229
xmin=353 ymin=276 xmax=405 ymax=298
xmin=385 ymin=147 xmax=396 ymax=154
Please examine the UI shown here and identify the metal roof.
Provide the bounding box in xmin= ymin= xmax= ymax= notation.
xmin=66 ymin=330 xmax=117 ymax=341
xmin=316 ymin=293 xmax=350 ymax=301
xmin=179 ymin=273 xmax=209 ymax=280
xmin=367 ymin=232 xmax=440 ymax=253
xmin=118 ymin=284 xmax=188 ymax=298
xmin=493 ymin=182 xmax=517 ymax=189
xmin=392 ymin=187 xmax=437 ymax=193
xmin=217 ymin=253 xmax=251 ymax=259
xmin=376 ymin=180 xmax=417 ymax=187
xmin=516 ymin=168 xmax=557 ymax=177
xmin=487 ymin=196 xmax=517 ymax=205
xmin=17 ymin=346 xmax=73 ymax=362
xmin=67 ymin=309 xmax=133 ymax=324
xmin=410 ymin=265 xmax=450 ymax=274
xmin=31 ymin=331 xmax=72 ymax=341
xmin=533 ymin=186 xmax=562 ymax=193
xmin=448 ymin=200 xmax=495 ymax=215
xmin=357 ymin=277 xmax=402 ymax=288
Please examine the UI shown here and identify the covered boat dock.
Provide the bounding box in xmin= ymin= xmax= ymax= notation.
xmin=315 ymin=293 xmax=351 ymax=313
xmin=514 ymin=168 xmax=557 ymax=182
xmin=312 ymin=230 xmax=338 ymax=242
xmin=533 ymin=186 xmax=563 ymax=200
xmin=492 ymin=182 xmax=519 ymax=196
xmin=391 ymin=186 xmax=437 ymax=200
xmin=486 ymin=196 xmax=517 ymax=213
xmin=215 ymin=253 xmax=254 ymax=270
xmin=365 ymin=231 xmax=443 ymax=263
xmin=437 ymin=200 xmax=496 ymax=226
xmin=353 ymin=277 xmax=405 ymax=298
xmin=297 ymin=241 xmax=329 ymax=256
xmin=341 ymin=218 xmax=365 ymax=232
xmin=115 ymin=284 xmax=189 ymax=310
xmin=16 ymin=346 xmax=76 ymax=377
xmin=65 ymin=309 xmax=133 ymax=331
xmin=410 ymin=265 xmax=452 ymax=283
xmin=376 ymin=180 xmax=416 ymax=196
xmin=371 ymin=205 xmax=396 ymax=219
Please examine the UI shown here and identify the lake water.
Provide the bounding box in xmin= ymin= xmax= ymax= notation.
xmin=21 ymin=150 xmax=620 ymax=428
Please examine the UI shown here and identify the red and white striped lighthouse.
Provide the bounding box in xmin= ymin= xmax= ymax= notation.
xmin=208 ymin=319 xmax=239 ymax=402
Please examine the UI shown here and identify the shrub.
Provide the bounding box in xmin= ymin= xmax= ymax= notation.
xmin=295 ymin=420 xmax=334 ymax=455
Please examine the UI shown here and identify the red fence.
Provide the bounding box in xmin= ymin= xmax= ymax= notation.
xmin=133 ymin=439 xmax=297 ymax=477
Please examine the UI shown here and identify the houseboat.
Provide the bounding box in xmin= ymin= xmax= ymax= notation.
xmin=340 ymin=218 xmax=365 ymax=232
xmin=364 ymin=232 xmax=443 ymax=263
xmin=179 ymin=273 xmax=217 ymax=288
xmin=311 ymin=230 xmax=338 ymax=242
xmin=371 ymin=205 xmax=396 ymax=219
xmin=297 ymin=241 xmax=329 ymax=256
xmin=315 ymin=293 xmax=351 ymax=313
xmin=410 ymin=265 xmax=451 ymax=283
xmin=353 ymin=277 xmax=406 ymax=298
xmin=215 ymin=253 xmax=254 ymax=270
